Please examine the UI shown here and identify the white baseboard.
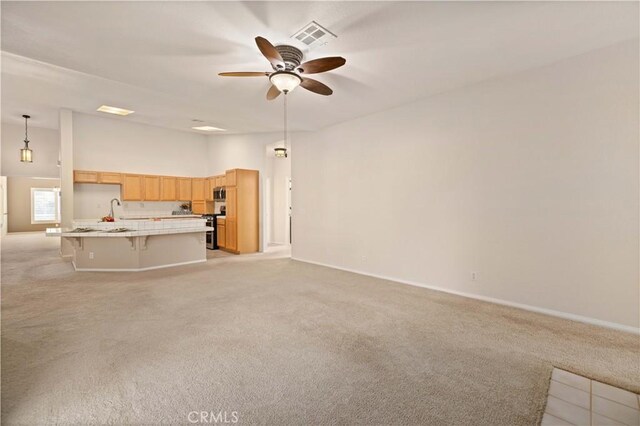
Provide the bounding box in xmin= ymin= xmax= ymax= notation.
xmin=71 ymin=259 xmax=206 ymax=272
xmin=291 ymin=257 xmax=639 ymax=335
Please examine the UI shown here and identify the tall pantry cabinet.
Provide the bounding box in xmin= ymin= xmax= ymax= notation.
xmin=224 ymin=169 xmax=258 ymax=254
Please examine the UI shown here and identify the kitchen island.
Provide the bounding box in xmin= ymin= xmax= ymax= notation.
xmin=47 ymin=217 xmax=211 ymax=272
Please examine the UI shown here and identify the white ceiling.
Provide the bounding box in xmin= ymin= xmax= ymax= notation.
xmin=1 ymin=1 xmax=638 ymax=133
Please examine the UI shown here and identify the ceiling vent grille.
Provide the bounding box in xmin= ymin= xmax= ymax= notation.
xmin=291 ymin=21 xmax=336 ymax=49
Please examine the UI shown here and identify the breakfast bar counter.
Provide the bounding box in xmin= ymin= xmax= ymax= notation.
xmin=47 ymin=218 xmax=211 ymax=272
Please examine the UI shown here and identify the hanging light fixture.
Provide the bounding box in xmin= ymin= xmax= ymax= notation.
xmin=275 ymin=93 xmax=289 ymax=158
xmin=20 ymin=115 xmax=33 ymax=163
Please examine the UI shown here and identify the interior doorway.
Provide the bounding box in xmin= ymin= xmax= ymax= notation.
xmin=264 ymin=141 xmax=291 ymax=252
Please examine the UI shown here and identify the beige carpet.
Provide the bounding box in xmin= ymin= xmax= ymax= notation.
xmin=1 ymin=233 xmax=638 ymax=425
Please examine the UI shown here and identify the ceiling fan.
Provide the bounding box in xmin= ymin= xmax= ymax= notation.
xmin=219 ymin=36 xmax=346 ymax=100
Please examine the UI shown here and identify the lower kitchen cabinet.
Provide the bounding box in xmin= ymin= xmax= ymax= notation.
xmin=217 ymin=219 xmax=226 ymax=248
xmin=225 ymin=218 xmax=237 ymax=251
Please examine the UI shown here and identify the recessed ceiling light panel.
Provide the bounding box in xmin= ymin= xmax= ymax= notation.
xmin=192 ymin=126 xmax=226 ymax=132
xmin=97 ymin=105 xmax=135 ymax=116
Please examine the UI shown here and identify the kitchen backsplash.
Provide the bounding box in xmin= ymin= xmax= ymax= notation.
xmin=118 ymin=201 xmax=185 ymax=218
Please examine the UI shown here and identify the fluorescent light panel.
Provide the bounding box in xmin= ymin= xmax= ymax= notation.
xmin=97 ymin=105 xmax=135 ymax=116
xmin=192 ymin=126 xmax=226 ymax=131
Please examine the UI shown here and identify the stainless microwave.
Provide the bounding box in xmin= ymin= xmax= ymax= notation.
xmin=213 ymin=187 xmax=226 ymax=201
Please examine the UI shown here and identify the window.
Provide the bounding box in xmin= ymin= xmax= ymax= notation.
xmin=31 ymin=188 xmax=60 ymax=224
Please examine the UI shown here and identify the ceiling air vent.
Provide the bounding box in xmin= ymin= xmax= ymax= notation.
xmin=291 ymin=21 xmax=336 ymax=49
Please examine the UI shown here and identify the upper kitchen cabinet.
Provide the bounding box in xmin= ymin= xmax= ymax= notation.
xmin=226 ymin=187 xmax=237 ymax=218
xmin=74 ymin=170 xmax=99 ymax=183
xmin=215 ymin=175 xmax=226 ymax=187
xmin=160 ymin=176 xmax=177 ymax=201
xmin=192 ymin=178 xmax=205 ymax=201
xmin=97 ymin=172 xmax=122 ymax=184
xmin=225 ymin=169 xmax=237 ymax=187
xmin=143 ymin=176 xmax=161 ymax=201
xmin=74 ymin=170 xmax=121 ymax=184
xmin=176 ymin=178 xmax=192 ymax=201
xmin=205 ymin=178 xmax=215 ymax=201
xmin=122 ymin=174 xmax=144 ymax=201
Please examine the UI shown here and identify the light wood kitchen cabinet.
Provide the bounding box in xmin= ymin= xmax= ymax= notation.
xmin=143 ymin=176 xmax=161 ymax=201
xmin=122 ymin=174 xmax=144 ymax=201
xmin=225 ymin=218 xmax=237 ymax=251
xmin=176 ymin=178 xmax=192 ymax=200
xmin=217 ymin=218 xmax=226 ymax=248
xmin=98 ymin=172 xmax=122 ymax=184
xmin=191 ymin=201 xmax=205 ymax=215
xmin=225 ymin=169 xmax=237 ymax=187
xmin=220 ymin=169 xmax=258 ymax=254
xmin=74 ymin=170 xmax=99 ymax=183
xmin=191 ymin=200 xmax=213 ymax=214
xmin=192 ymin=178 xmax=205 ymax=201
xmin=215 ymin=175 xmax=226 ymax=187
xmin=226 ymin=186 xmax=237 ymax=218
xmin=205 ymin=178 xmax=215 ymax=201
xmin=160 ymin=176 xmax=177 ymax=201
xmin=74 ymin=170 xmax=122 ymax=184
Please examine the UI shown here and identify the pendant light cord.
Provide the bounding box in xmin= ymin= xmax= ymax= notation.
xmin=283 ymin=93 xmax=288 ymax=151
xmin=24 ymin=116 xmax=29 ymax=145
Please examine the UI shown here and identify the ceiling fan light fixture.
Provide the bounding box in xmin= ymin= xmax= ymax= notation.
xmin=269 ymin=71 xmax=302 ymax=94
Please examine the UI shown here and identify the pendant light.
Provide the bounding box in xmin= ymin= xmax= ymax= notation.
xmin=20 ymin=115 xmax=33 ymax=163
xmin=275 ymin=93 xmax=289 ymax=158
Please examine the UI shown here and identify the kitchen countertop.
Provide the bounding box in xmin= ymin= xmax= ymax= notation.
xmin=47 ymin=227 xmax=212 ymax=238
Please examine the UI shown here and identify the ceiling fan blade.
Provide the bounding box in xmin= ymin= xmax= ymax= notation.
xmin=218 ymin=72 xmax=269 ymax=77
xmin=255 ymin=36 xmax=285 ymax=69
xmin=300 ymin=77 xmax=333 ymax=96
xmin=266 ymin=85 xmax=281 ymax=100
xmin=297 ymin=57 xmax=346 ymax=74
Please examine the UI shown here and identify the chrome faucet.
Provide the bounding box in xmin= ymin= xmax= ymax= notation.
xmin=109 ymin=198 xmax=121 ymax=218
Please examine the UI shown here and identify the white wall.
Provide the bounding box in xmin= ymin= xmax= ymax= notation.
xmin=292 ymin=40 xmax=639 ymax=331
xmin=73 ymin=113 xmax=208 ymax=175
xmin=207 ymin=132 xmax=288 ymax=251
xmin=72 ymin=113 xmax=208 ymax=218
xmin=1 ymin=122 xmax=59 ymax=178
xmin=206 ymin=132 xmax=282 ymax=176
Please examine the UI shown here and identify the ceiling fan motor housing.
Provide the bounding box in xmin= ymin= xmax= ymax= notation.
xmin=275 ymin=45 xmax=303 ymax=70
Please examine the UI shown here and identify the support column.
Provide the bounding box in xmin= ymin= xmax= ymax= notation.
xmin=59 ymin=109 xmax=74 ymax=258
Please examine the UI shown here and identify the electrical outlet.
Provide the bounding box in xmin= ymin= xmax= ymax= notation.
xmin=139 ymin=203 xmax=144 ymax=208
xmin=89 ymin=252 xmax=94 ymax=259
xmin=471 ymin=272 xmax=478 ymax=281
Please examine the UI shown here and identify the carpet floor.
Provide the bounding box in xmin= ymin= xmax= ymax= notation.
xmin=1 ymin=233 xmax=638 ymax=425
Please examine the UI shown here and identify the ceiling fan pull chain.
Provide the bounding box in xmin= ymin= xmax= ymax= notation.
xmin=283 ymin=93 xmax=288 ymax=151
